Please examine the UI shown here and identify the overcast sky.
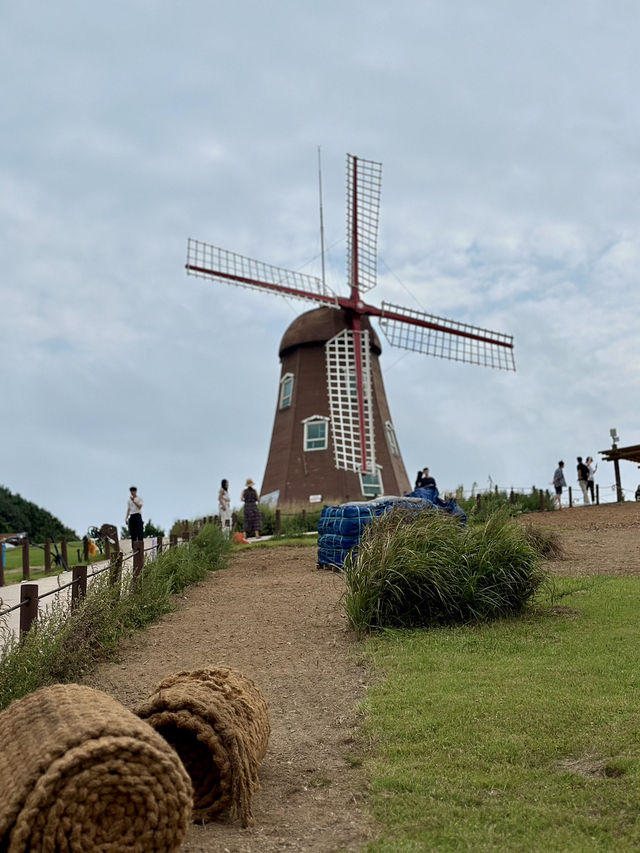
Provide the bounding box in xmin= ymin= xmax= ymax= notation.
xmin=2 ymin=0 xmax=639 ymax=536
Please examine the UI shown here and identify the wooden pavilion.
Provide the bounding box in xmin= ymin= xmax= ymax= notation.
xmin=598 ymin=443 xmax=640 ymax=501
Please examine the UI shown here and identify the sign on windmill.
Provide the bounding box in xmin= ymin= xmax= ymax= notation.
xmin=186 ymin=154 xmax=515 ymax=506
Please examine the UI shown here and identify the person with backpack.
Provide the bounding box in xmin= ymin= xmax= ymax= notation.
xmin=576 ymin=457 xmax=590 ymax=505
xmin=553 ymin=461 xmax=567 ymax=509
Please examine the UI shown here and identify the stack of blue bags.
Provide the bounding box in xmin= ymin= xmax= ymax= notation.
xmin=316 ymin=485 xmax=466 ymax=570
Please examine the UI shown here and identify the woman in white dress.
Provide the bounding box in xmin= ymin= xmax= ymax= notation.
xmin=218 ymin=479 xmax=232 ymax=537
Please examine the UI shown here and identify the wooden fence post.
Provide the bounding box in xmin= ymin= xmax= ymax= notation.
xmin=22 ymin=538 xmax=30 ymax=581
xmin=109 ymin=552 xmax=123 ymax=588
xmin=183 ymin=530 xmax=190 ymax=543
xmin=596 ymin=484 xmax=600 ymax=505
xmin=104 ymin=537 xmax=111 ymax=559
xmin=275 ymin=509 xmax=281 ymax=536
xmin=82 ymin=537 xmax=89 ymax=562
xmin=61 ymin=538 xmax=68 ymax=570
xmin=539 ymin=490 xmax=545 ymax=512
xmin=568 ymin=486 xmax=573 ymax=508
xmin=157 ymin=535 xmax=163 ymax=554
xmin=133 ymin=541 xmax=144 ymax=580
xmin=71 ymin=565 xmax=88 ymax=607
xmin=20 ymin=583 xmax=39 ymax=636
xmin=44 ymin=538 xmax=52 ymax=573
xmin=169 ymin=534 xmax=178 ymax=549
xmin=0 ymin=542 xmax=4 ymax=587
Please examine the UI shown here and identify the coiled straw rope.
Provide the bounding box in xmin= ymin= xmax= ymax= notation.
xmin=0 ymin=683 xmax=193 ymax=852
xmin=136 ymin=667 xmax=270 ymax=827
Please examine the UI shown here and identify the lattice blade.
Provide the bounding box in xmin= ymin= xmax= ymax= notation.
xmin=326 ymin=329 xmax=376 ymax=472
xmin=379 ymin=302 xmax=516 ymax=371
xmin=346 ymin=155 xmax=382 ymax=295
xmin=186 ymin=239 xmax=339 ymax=306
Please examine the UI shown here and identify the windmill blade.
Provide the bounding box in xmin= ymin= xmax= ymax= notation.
xmin=378 ymin=301 xmax=516 ymax=371
xmin=325 ymin=329 xmax=376 ymax=473
xmin=186 ymin=239 xmax=339 ymax=307
xmin=346 ymin=155 xmax=383 ymax=295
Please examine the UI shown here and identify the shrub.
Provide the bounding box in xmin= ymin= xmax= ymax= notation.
xmin=459 ymin=488 xmax=555 ymax=520
xmin=344 ymin=509 xmax=548 ymax=634
xmin=520 ymin=521 xmax=564 ymax=559
xmin=234 ymin=504 xmax=323 ymax=537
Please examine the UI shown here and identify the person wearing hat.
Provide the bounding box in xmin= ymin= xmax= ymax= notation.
xmin=125 ymin=486 xmax=144 ymax=543
xmin=241 ymin=478 xmax=262 ymax=539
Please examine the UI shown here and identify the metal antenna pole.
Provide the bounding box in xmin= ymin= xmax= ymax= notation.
xmin=317 ymin=146 xmax=327 ymax=290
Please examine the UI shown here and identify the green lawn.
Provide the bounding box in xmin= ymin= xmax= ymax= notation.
xmin=361 ymin=576 xmax=640 ymax=852
xmin=1 ymin=542 xmax=103 ymax=583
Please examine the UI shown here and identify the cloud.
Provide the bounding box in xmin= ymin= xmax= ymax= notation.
xmin=2 ymin=0 xmax=640 ymax=533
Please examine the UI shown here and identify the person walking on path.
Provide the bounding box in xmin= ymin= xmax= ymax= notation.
xmin=218 ymin=479 xmax=232 ymax=537
xmin=553 ymin=461 xmax=567 ymax=509
xmin=241 ymin=479 xmax=262 ymax=539
xmin=586 ymin=457 xmax=597 ymax=503
xmin=576 ymin=457 xmax=590 ymax=505
xmin=125 ymin=486 xmax=144 ymax=542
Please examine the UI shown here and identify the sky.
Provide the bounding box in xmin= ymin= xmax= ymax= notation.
xmin=2 ymin=0 xmax=639 ymax=537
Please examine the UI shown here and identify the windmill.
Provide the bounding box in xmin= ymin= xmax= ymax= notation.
xmin=186 ymin=154 xmax=515 ymax=504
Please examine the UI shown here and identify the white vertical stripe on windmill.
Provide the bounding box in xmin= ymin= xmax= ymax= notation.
xmin=325 ymin=329 xmax=376 ymax=473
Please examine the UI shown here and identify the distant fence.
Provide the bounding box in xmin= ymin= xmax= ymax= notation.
xmin=0 ymin=531 xmax=190 ymax=639
xmin=462 ymin=484 xmax=600 ymax=510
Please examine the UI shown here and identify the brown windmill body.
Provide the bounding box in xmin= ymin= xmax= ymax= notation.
xmin=187 ymin=154 xmax=515 ymax=507
xmin=261 ymin=307 xmax=410 ymax=505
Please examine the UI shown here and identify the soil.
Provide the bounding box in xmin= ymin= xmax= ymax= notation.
xmin=84 ymin=501 xmax=640 ymax=852
xmin=84 ymin=545 xmax=377 ymax=853
xmin=522 ymin=500 xmax=640 ymax=577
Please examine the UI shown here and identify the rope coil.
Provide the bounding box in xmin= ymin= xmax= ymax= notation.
xmin=0 ymin=683 xmax=193 ymax=852
xmin=136 ymin=667 xmax=270 ymax=827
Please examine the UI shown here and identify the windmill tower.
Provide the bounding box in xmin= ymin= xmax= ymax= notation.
xmin=186 ymin=154 xmax=515 ymax=504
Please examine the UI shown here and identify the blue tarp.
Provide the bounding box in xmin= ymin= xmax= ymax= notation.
xmin=317 ymin=488 xmax=466 ymax=569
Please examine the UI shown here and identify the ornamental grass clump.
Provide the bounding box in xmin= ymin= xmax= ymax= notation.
xmin=344 ymin=509 xmax=547 ymax=633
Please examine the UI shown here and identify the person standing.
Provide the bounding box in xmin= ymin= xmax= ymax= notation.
xmin=586 ymin=457 xmax=597 ymax=503
xmin=125 ymin=486 xmax=144 ymax=542
xmin=218 ymin=478 xmax=232 ymax=537
xmin=241 ymin=479 xmax=262 ymax=539
xmin=576 ymin=457 xmax=590 ymax=505
xmin=553 ymin=461 xmax=567 ymax=509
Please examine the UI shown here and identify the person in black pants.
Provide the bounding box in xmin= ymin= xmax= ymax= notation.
xmin=125 ymin=486 xmax=144 ymax=542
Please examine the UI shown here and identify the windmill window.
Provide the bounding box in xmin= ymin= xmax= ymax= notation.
xmin=385 ymin=421 xmax=400 ymax=456
xmin=303 ymin=416 xmax=329 ymax=451
xmin=359 ymin=466 xmax=383 ymax=498
xmin=279 ymin=373 xmax=294 ymax=409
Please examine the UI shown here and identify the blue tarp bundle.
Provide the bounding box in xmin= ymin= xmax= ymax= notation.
xmin=317 ymin=487 xmax=466 ymax=570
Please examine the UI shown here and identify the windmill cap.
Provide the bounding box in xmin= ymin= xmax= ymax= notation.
xmin=279 ymin=307 xmax=381 ymax=358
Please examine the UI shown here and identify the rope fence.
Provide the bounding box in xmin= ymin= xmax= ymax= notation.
xmin=0 ymin=529 xmax=191 ymax=638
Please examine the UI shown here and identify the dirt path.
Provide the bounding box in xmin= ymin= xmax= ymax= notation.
xmin=84 ymin=502 xmax=640 ymax=852
xmin=84 ymin=545 xmax=377 ymax=853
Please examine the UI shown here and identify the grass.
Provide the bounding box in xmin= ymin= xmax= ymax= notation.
xmin=231 ymin=533 xmax=318 ymax=551
xmin=344 ymin=509 xmax=547 ymax=634
xmin=359 ymin=575 xmax=640 ymax=852
xmin=1 ymin=540 xmax=103 ymax=580
xmin=0 ymin=523 xmax=230 ymax=710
